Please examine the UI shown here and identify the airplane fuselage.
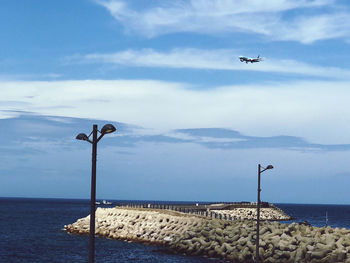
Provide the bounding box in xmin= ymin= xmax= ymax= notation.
xmin=239 ymin=56 xmax=261 ymax=63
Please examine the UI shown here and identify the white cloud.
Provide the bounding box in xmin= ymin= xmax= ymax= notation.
xmin=1 ymin=79 xmax=350 ymax=144
xmin=0 ymin=73 xmax=62 ymax=81
xmin=69 ymin=48 xmax=350 ymax=79
xmin=95 ymin=0 xmax=348 ymax=43
xmin=275 ymin=13 xmax=350 ymax=43
xmin=164 ymin=131 xmax=246 ymax=144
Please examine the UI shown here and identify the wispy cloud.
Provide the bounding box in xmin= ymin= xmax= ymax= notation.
xmin=0 ymin=114 xmax=128 ymax=155
xmin=2 ymin=115 xmax=349 ymax=154
xmin=2 ymin=114 xmax=349 ymax=202
xmin=167 ymin=128 xmax=350 ymax=151
xmin=67 ymin=48 xmax=350 ymax=79
xmin=1 ymin=79 xmax=350 ymax=144
xmin=0 ymin=73 xmax=62 ymax=81
xmin=95 ymin=0 xmax=348 ymax=43
xmin=275 ymin=12 xmax=350 ymax=43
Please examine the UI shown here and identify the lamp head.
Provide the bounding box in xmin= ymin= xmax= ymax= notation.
xmin=101 ymin=124 xmax=116 ymax=135
xmin=266 ymin=165 xmax=274 ymax=170
xmin=76 ymin=133 xmax=89 ymax=141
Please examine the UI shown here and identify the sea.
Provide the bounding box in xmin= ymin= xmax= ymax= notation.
xmin=1 ymin=198 xmax=350 ymax=263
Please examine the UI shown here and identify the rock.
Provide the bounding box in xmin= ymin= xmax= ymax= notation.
xmin=164 ymin=236 xmax=172 ymax=242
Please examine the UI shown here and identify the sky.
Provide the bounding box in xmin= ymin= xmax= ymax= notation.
xmin=1 ymin=0 xmax=350 ymax=204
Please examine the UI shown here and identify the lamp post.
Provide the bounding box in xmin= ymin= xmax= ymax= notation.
xmin=256 ymin=164 xmax=273 ymax=263
xmin=76 ymin=123 xmax=116 ymax=263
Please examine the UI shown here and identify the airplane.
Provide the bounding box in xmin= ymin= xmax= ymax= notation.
xmin=239 ymin=55 xmax=262 ymax=63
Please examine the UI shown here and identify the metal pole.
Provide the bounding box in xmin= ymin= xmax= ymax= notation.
xmin=89 ymin=124 xmax=98 ymax=263
xmin=256 ymin=164 xmax=261 ymax=263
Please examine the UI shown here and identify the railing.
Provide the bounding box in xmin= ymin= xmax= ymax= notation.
xmin=115 ymin=202 xmax=290 ymax=221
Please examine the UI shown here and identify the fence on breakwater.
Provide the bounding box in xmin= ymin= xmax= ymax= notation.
xmin=116 ymin=202 xmax=292 ymax=221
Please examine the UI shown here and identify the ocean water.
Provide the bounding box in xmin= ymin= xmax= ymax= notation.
xmin=277 ymin=203 xmax=350 ymax=229
xmin=1 ymin=198 xmax=350 ymax=263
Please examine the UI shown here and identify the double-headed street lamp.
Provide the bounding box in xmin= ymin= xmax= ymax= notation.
xmin=256 ymin=164 xmax=273 ymax=263
xmin=76 ymin=123 xmax=116 ymax=263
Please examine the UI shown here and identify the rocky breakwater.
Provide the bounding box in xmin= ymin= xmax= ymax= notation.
xmin=65 ymin=207 xmax=350 ymax=262
xmin=171 ymin=220 xmax=350 ymax=263
xmin=64 ymin=207 xmax=202 ymax=244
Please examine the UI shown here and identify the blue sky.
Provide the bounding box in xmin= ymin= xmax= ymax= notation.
xmin=1 ymin=0 xmax=350 ymax=204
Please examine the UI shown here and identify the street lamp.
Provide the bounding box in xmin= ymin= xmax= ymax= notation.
xmin=256 ymin=164 xmax=273 ymax=263
xmin=76 ymin=123 xmax=116 ymax=263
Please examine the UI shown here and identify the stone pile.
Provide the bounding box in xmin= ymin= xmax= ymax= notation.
xmin=170 ymin=219 xmax=350 ymax=263
xmin=65 ymin=207 xmax=201 ymax=245
xmin=65 ymin=207 xmax=350 ymax=263
xmin=213 ymin=207 xmax=291 ymax=221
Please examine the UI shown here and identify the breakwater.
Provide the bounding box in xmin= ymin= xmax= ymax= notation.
xmin=65 ymin=207 xmax=350 ymax=262
xmin=117 ymin=202 xmax=292 ymax=221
